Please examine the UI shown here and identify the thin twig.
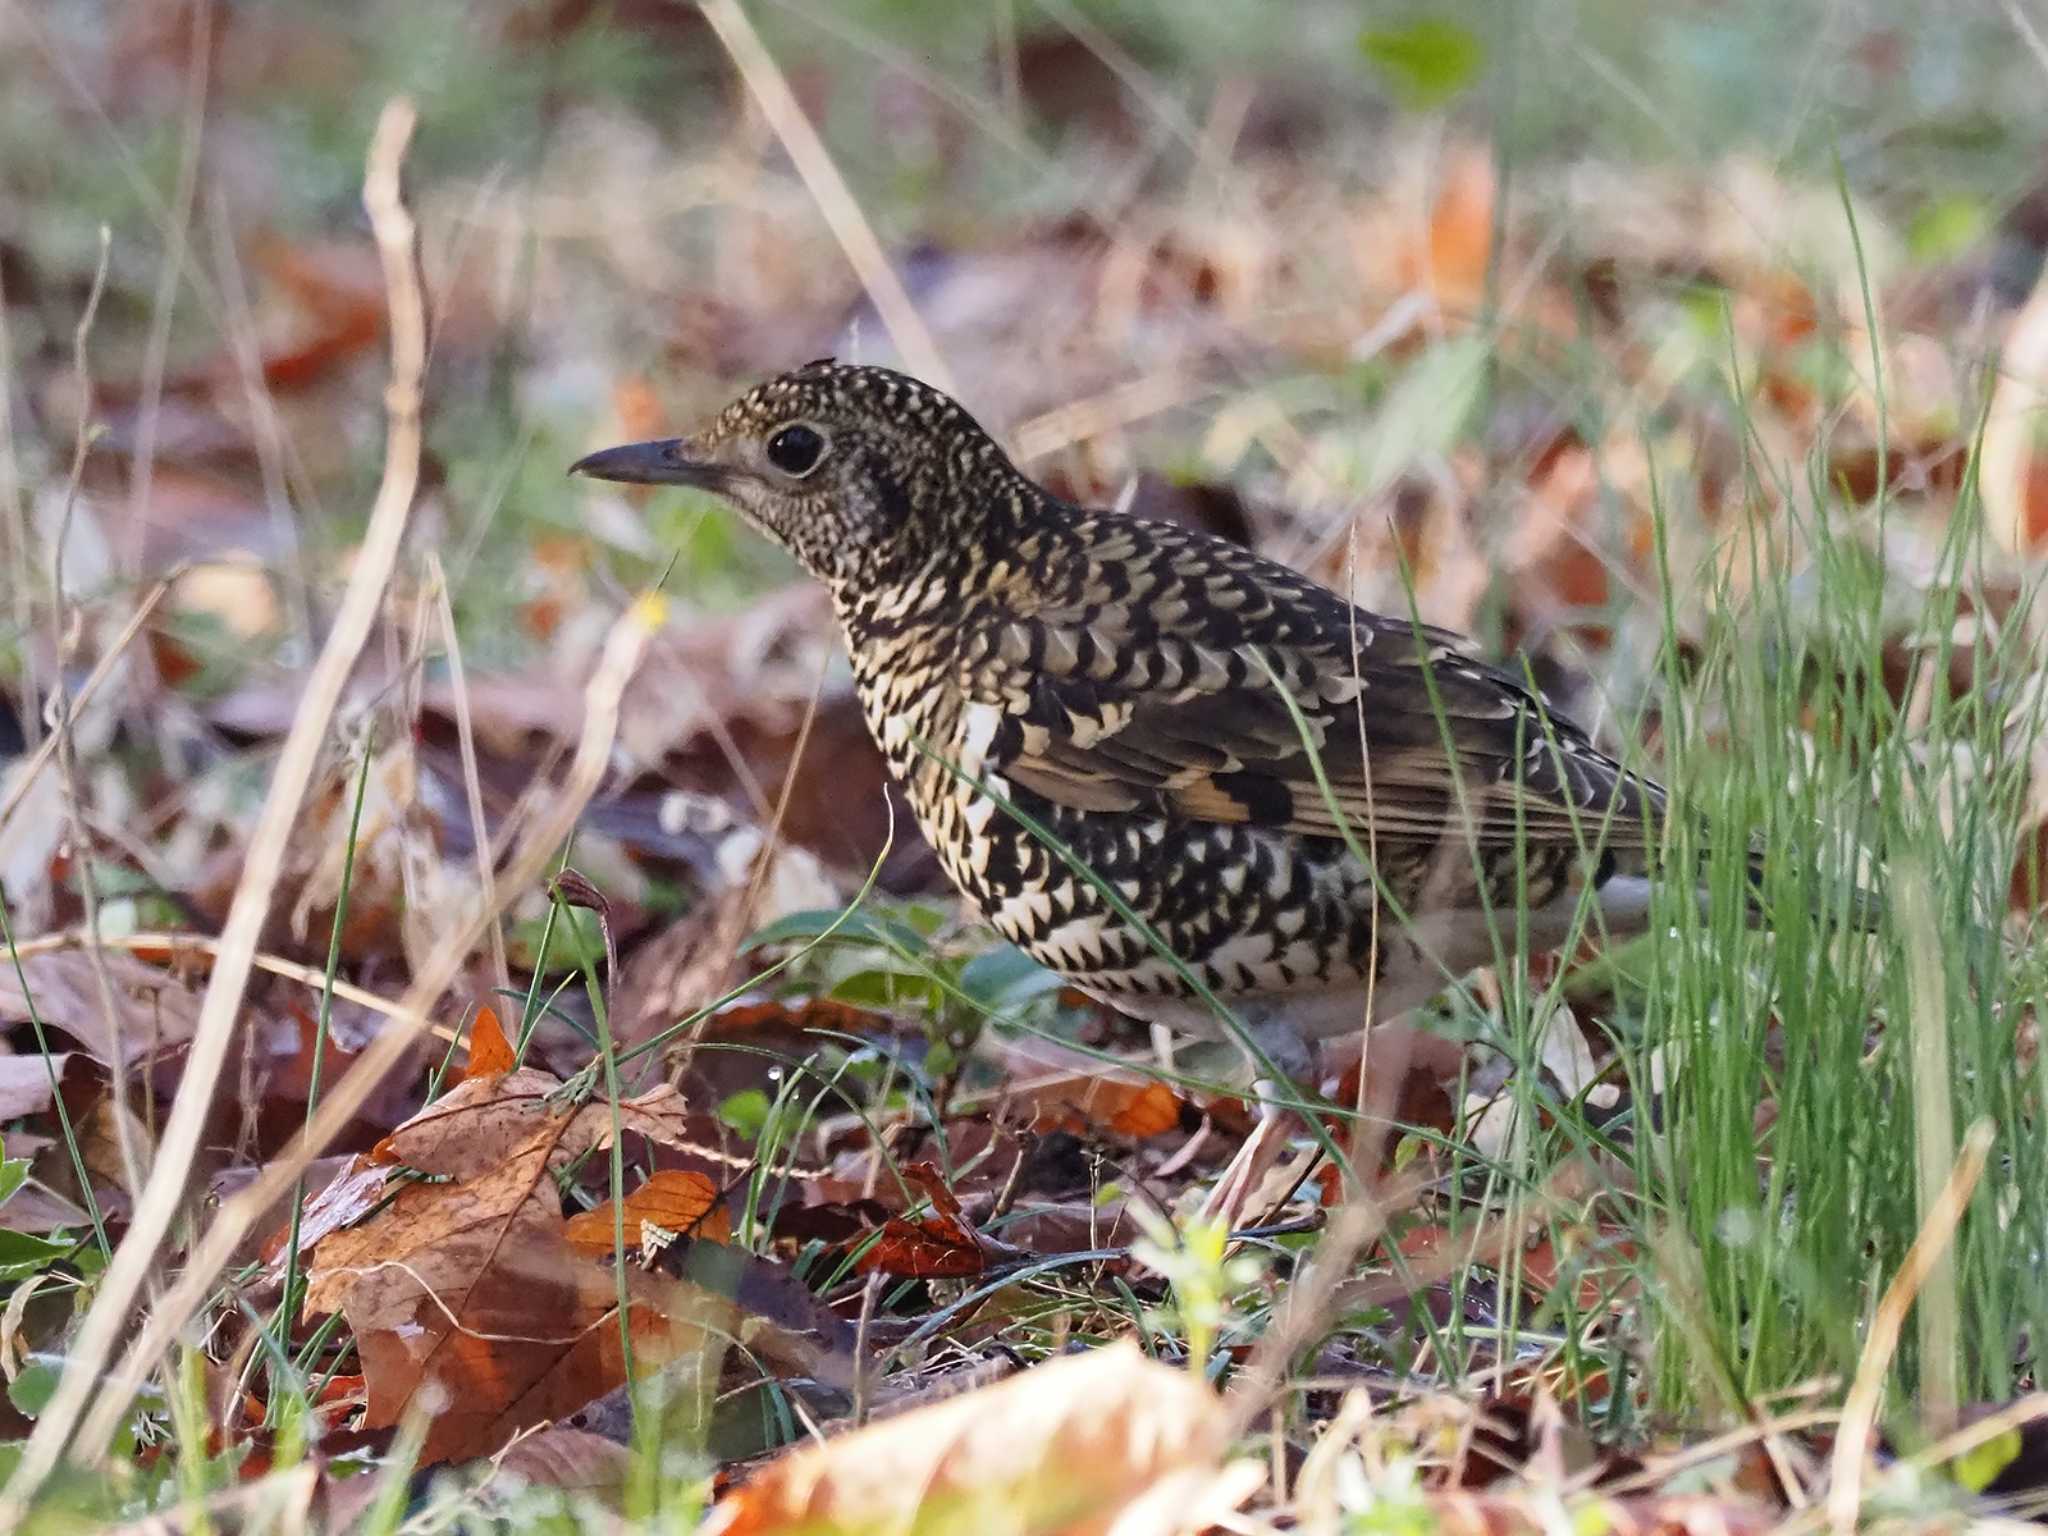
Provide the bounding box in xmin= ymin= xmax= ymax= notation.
xmin=698 ymin=0 xmax=953 ymax=392
xmin=0 ymin=97 xmax=429 ymax=1517
xmin=426 ymin=552 xmax=509 ymax=993
xmin=2001 ymin=0 xmax=2048 ymax=80
xmin=679 ymin=644 xmax=833 ymax=1079
xmin=1011 ymin=371 xmax=1206 ymax=463
xmin=1598 ymin=1406 xmax=1840 ymax=1499
xmin=0 ymin=226 xmax=35 ymax=753
xmin=1900 ymin=1392 xmax=2048 ymax=1479
xmin=121 ymin=0 xmax=211 ymax=570
xmin=851 ymin=1271 xmax=883 ymax=1429
xmin=45 ymin=228 xmax=148 ymax=1201
xmin=121 ymin=0 xmax=212 ymax=773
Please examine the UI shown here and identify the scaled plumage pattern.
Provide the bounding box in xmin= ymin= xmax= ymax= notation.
xmin=572 ymin=361 xmax=1674 ymax=1061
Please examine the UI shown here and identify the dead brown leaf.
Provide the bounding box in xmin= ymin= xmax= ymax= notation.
xmin=368 ymin=1068 xmax=689 ymax=1182
xmin=303 ymin=1112 xmax=713 ymax=1464
xmin=703 ymin=1341 xmax=1245 ymax=1536
xmin=991 ymin=1039 xmax=1189 ymax=1140
xmin=286 ymin=1057 xmax=712 ymax=1461
xmin=851 ymin=1161 xmax=1028 ymax=1280
xmin=0 ymin=951 xmax=203 ymax=1066
xmin=494 ymin=1425 xmax=633 ymax=1503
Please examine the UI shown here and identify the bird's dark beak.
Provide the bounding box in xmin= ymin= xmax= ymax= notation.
xmin=568 ymin=437 xmax=729 ymax=492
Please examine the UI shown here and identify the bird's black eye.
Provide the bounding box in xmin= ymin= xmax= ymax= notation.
xmin=766 ymin=424 xmax=826 ymax=477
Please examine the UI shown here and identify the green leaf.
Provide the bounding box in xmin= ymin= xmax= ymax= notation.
xmin=1907 ymin=195 xmax=1989 ymax=265
xmin=1349 ymin=336 xmax=1489 ymax=497
xmin=1360 ymin=18 xmax=1485 ymax=109
xmin=1391 ymin=1133 xmax=1425 ymax=1172
xmin=8 ymin=1362 xmax=57 ymax=1418
xmin=743 ymin=908 xmax=927 ymax=956
xmin=0 ymin=1158 xmax=27 ymax=1207
xmin=957 ymin=945 xmax=1064 ymax=1013
xmin=829 ymin=967 xmax=933 ymax=1012
xmin=716 ymin=1088 xmax=772 ymax=1141
xmin=506 ymin=912 xmax=604 ymax=974
xmin=0 ymin=1230 xmax=73 ymax=1281
xmin=1949 ymin=1426 xmax=2022 ymax=1493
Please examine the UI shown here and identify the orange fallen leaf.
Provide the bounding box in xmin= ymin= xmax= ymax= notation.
xmin=464 ymin=1005 xmax=516 ymax=1079
xmin=707 ymin=996 xmax=891 ymax=1038
xmin=2026 ymin=453 xmax=2048 ymax=549
xmin=566 ymin=1169 xmax=729 ymax=1253
xmin=1403 ymin=148 xmax=1494 ymax=314
xmin=1108 ymin=1079 xmax=1183 ymax=1138
xmin=856 ymin=1218 xmax=988 ymax=1280
xmin=1520 ymin=1228 xmax=1640 ymax=1314
xmin=612 ymin=374 xmax=665 ymax=442
xmin=993 ymin=1040 xmax=1188 ymax=1139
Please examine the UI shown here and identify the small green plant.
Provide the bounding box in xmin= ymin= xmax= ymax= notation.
xmin=1130 ymin=1206 xmax=1267 ymax=1379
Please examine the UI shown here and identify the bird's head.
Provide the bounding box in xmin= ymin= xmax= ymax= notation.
xmin=571 ymin=361 xmax=1020 ymax=591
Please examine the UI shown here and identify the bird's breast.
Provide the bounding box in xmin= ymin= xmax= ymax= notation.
xmin=843 ymin=618 xmax=1001 ymax=875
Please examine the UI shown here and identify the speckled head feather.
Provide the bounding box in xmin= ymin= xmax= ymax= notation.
xmin=572 ymin=361 xmax=1023 ymax=593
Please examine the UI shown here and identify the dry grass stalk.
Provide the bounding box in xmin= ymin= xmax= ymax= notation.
xmin=45 ymin=229 xmax=150 ymax=1204
xmin=77 ymin=581 xmax=665 ymax=1462
xmin=698 ymin=0 xmax=954 ymax=394
xmin=2 ymin=927 xmax=461 ymax=1047
xmin=0 ymin=95 xmax=429 ymax=1516
xmin=427 ymin=551 xmax=510 ymax=993
xmin=1822 ymin=1117 xmax=1996 ymax=1534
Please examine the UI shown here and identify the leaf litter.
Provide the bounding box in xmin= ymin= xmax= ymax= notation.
xmin=1 ymin=3 xmax=2047 ymax=1530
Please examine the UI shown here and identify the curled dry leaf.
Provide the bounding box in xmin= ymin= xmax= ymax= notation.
xmin=854 ymin=1161 xmax=1027 ymax=1280
xmin=704 ymin=1340 xmax=1247 ymax=1536
xmin=265 ymin=1153 xmax=395 ymax=1268
xmin=0 ymin=951 xmax=203 ymax=1066
xmin=493 ymin=1425 xmax=634 ymax=1504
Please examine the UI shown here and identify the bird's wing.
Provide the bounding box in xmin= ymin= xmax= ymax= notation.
xmin=956 ymin=520 xmax=1666 ymax=854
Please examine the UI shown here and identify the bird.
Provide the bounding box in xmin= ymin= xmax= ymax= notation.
xmin=572 ymin=360 xmax=1681 ymax=1219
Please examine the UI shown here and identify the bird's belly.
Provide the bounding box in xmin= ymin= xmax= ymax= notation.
xmin=929 ymin=788 xmax=1391 ymax=1008
xmin=915 ymin=791 xmax=1636 ymax=1040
